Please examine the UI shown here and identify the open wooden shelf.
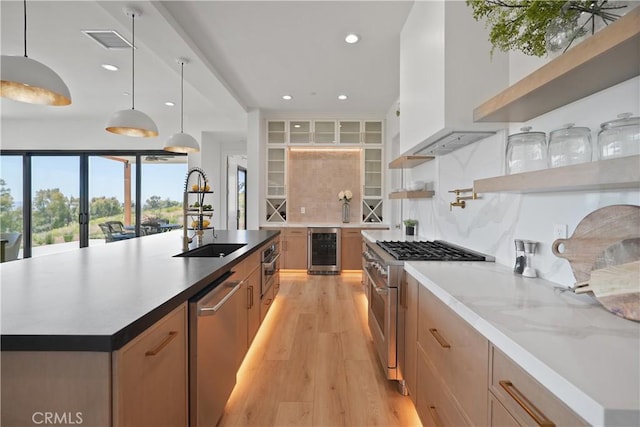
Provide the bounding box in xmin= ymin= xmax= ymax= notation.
xmin=474 ymin=155 xmax=640 ymax=194
xmin=389 ymin=155 xmax=435 ymax=169
xmin=389 ymin=190 xmax=435 ymax=199
xmin=473 ymin=7 xmax=640 ymax=123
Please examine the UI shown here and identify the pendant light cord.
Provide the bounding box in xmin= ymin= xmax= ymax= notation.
xmin=131 ymin=11 xmax=135 ymax=110
xmin=180 ymin=61 xmax=184 ymax=133
xmin=23 ymin=0 xmax=28 ymax=57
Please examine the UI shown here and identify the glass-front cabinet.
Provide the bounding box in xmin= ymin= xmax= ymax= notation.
xmin=265 ymin=119 xmax=383 ymax=224
xmin=266 ymin=147 xmax=287 ymax=222
xmin=363 ymin=147 xmax=383 ymax=223
xmin=339 ymin=121 xmax=361 ymax=144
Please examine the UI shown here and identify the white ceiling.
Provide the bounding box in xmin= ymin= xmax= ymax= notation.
xmin=1 ymin=0 xmax=413 ymax=142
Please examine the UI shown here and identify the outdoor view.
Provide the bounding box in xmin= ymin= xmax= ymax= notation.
xmin=0 ymin=154 xmax=187 ymax=258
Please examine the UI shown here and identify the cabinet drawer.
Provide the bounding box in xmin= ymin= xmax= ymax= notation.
xmin=342 ymin=228 xmax=362 ymax=237
xmin=416 ymin=344 xmax=469 ymax=427
xmin=418 ymin=285 xmax=488 ymax=425
xmin=284 ymin=227 xmax=307 ymax=236
xmin=113 ymin=303 xmax=188 ymax=427
xmin=489 ymin=391 xmax=520 ymax=427
xmin=260 ymin=284 xmax=275 ymax=322
xmin=490 ymin=346 xmax=588 ymax=427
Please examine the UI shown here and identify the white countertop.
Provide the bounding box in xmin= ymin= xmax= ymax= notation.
xmin=404 ymin=261 xmax=640 ymax=426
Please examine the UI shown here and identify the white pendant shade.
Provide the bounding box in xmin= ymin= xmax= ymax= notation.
xmin=164 ymin=131 xmax=200 ymax=153
xmin=106 ymin=108 xmax=159 ymax=138
xmin=1 ymin=55 xmax=71 ymax=106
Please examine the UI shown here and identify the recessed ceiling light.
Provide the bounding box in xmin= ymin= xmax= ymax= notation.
xmin=123 ymin=92 xmax=130 ymax=96
xmin=345 ymin=33 xmax=360 ymax=44
xmin=282 ymin=95 xmax=292 ymax=100
xmin=101 ymin=64 xmax=119 ymax=71
xmin=294 ymin=124 xmax=301 ymax=128
xmin=338 ymin=94 xmax=348 ymax=100
xmin=164 ymin=101 xmax=175 ymax=107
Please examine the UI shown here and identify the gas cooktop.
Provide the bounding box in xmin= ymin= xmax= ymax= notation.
xmin=376 ymin=240 xmax=489 ymax=261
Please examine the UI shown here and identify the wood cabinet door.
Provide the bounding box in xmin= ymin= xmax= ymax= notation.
xmin=341 ymin=228 xmax=362 ymax=270
xmin=284 ymin=228 xmax=307 ymax=269
xmin=113 ymin=303 xmax=188 ymax=427
xmin=489 ymin=392 xmax=520 ymax=427
xmin=404 ymin=273 xmax=419 ymax=404
xmin=247 ymin=265 xmax=262 ymax=346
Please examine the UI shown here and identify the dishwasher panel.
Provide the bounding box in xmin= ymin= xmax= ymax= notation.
xmin=189 ymin=272 xmax=244 ymax=427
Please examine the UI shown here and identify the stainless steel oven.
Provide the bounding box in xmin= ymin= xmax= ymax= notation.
xmin=261 ymin=241 xmax=280 ymax=296
xmin=362 ymin=242 xmax=406 ymax=393
xmin=362 ymin=238 xmax=493 ymax=395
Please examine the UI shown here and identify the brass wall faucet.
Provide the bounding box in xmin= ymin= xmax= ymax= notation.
xmin=449 ymin=188 xmax=477 ymax=210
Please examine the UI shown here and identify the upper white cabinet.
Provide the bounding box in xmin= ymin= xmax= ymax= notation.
xmin=399 ymin=1 xmax=508 ymax=155
xmin=266 ymin=119 xmax=383 ymax=146
xmin=289 ymin=120 xmax=312 ymax=144
xmin=264 ymin=119 xmax=384 ymax=224
xmin=267 ymin=121 xmax=286 ymax=144
xmin=314 ymin=121 xmax=337 ymax=144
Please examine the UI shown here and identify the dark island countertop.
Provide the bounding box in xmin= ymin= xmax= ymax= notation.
xmin=1 ymin=230 xmax=279 ymax=352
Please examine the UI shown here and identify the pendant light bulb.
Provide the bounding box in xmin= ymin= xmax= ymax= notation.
xmin=1 ymin=0 xmax=71 ymax=106
xmin=164 ymin=58 xmax=200 ymax=153
xmin=106 ymin=8 xmax=158 ymax=138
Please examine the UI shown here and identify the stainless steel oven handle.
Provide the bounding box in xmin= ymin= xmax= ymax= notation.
xmin=366 ymin=266 xmax=389 ymax=296
xmin=263 ymin=252 xmax=281 ymax=269
xmin=198 ymin=280 xmax=243 ymax=316
xmin=362 ymin=251 xmax=376 ymax=263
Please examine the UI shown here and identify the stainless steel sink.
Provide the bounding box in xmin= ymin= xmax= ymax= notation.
xmin=175 ymin=243 xmax=247 ymax=258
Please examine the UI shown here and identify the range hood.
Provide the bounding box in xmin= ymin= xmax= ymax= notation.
xmin=398 ymin=1 xmax=508 ymax=157
xmin=410 ymin=128 xmax=497 ymax=156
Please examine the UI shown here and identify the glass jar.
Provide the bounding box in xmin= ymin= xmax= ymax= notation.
xmin=506 ymin=127 xmax=547 ymax=174
xmin=548 ymin=123 xmax=592 ymax=168
xmin=597 ymin=113 xmax=640 ymax=160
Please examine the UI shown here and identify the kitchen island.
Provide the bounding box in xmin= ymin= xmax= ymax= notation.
xmin=1 ymin=229 xmax=279 ymax=426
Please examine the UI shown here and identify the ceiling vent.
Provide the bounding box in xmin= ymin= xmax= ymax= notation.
xmin=81 ymin=30 xmax=132 ymax=49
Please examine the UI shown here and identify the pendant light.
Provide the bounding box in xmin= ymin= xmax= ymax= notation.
xmin=105 ymin=8 xmax=158 ymax=138
xmin=0 ymin=0 xmax=71 ymax=106
xmin=164 ymin=59 xmax=200 ymax=153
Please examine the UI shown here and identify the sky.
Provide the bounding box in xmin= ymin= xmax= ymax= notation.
xmin=1 ymin=155 xmax=187 ymax=206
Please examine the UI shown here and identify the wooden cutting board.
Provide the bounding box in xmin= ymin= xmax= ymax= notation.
xmin=552 ymin=205 xmax=640 ymax=282
xmin=574 ymin=261 xmax=640 ymax=321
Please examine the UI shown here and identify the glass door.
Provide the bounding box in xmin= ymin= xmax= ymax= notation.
xmin=0 ymin=155 xmax=24 ymax=260
xmin=89 ymin=156 xmax=138 ymax=245
xmin=31 ymin=156 xmax=80 ymax=257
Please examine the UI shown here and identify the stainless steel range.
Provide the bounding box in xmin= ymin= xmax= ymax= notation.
xmin=362 ymin=239 xmax=493 ymax=394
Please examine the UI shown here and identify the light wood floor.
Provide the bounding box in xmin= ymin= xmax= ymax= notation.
xmin=219 ymin=271 xmax=422 ymax=427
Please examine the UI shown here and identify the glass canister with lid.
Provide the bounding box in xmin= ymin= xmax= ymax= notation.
xmin=505 ymin=126 xmax=547 ymax=174
xmin=597 ymin=113 xmax=640 ymax=160
xmin=548 ymin=123 xmax=592 ymax=168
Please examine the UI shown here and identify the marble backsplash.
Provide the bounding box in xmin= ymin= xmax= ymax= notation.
xmin=401 ymin=77 xmax=640 ymax=287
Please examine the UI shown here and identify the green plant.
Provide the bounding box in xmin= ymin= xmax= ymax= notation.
xmin=403 ymin=219 xmax=418 ymax=227
xmin=63 ymin=232 xmax=74 ymax=242
xmin=45 ymin=233 xmax=54 ymax=245
xmin=466 ymin=0 xmax=626 ymax=57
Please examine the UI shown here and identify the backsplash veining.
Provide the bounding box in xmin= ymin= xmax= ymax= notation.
xmin=288 ymin=150 xmax=361 ymax=223
xmin=402 ymin=77 xmax=640 ymax=287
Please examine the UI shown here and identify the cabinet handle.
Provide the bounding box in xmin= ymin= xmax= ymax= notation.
xmin=264 ymin=298 xmax=273 ymax=306
xmin=145 ymin=331 xmax=178 ymax=356
xmin=248 ymin=285 xmax=253 ymax=309
xmin=429 ymin=328 xmax=451 ymax=349
xmin=427 ymin=406 xmax=443 ymax=427
xmin=499 ymin=380 xmax=555 ymax=427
